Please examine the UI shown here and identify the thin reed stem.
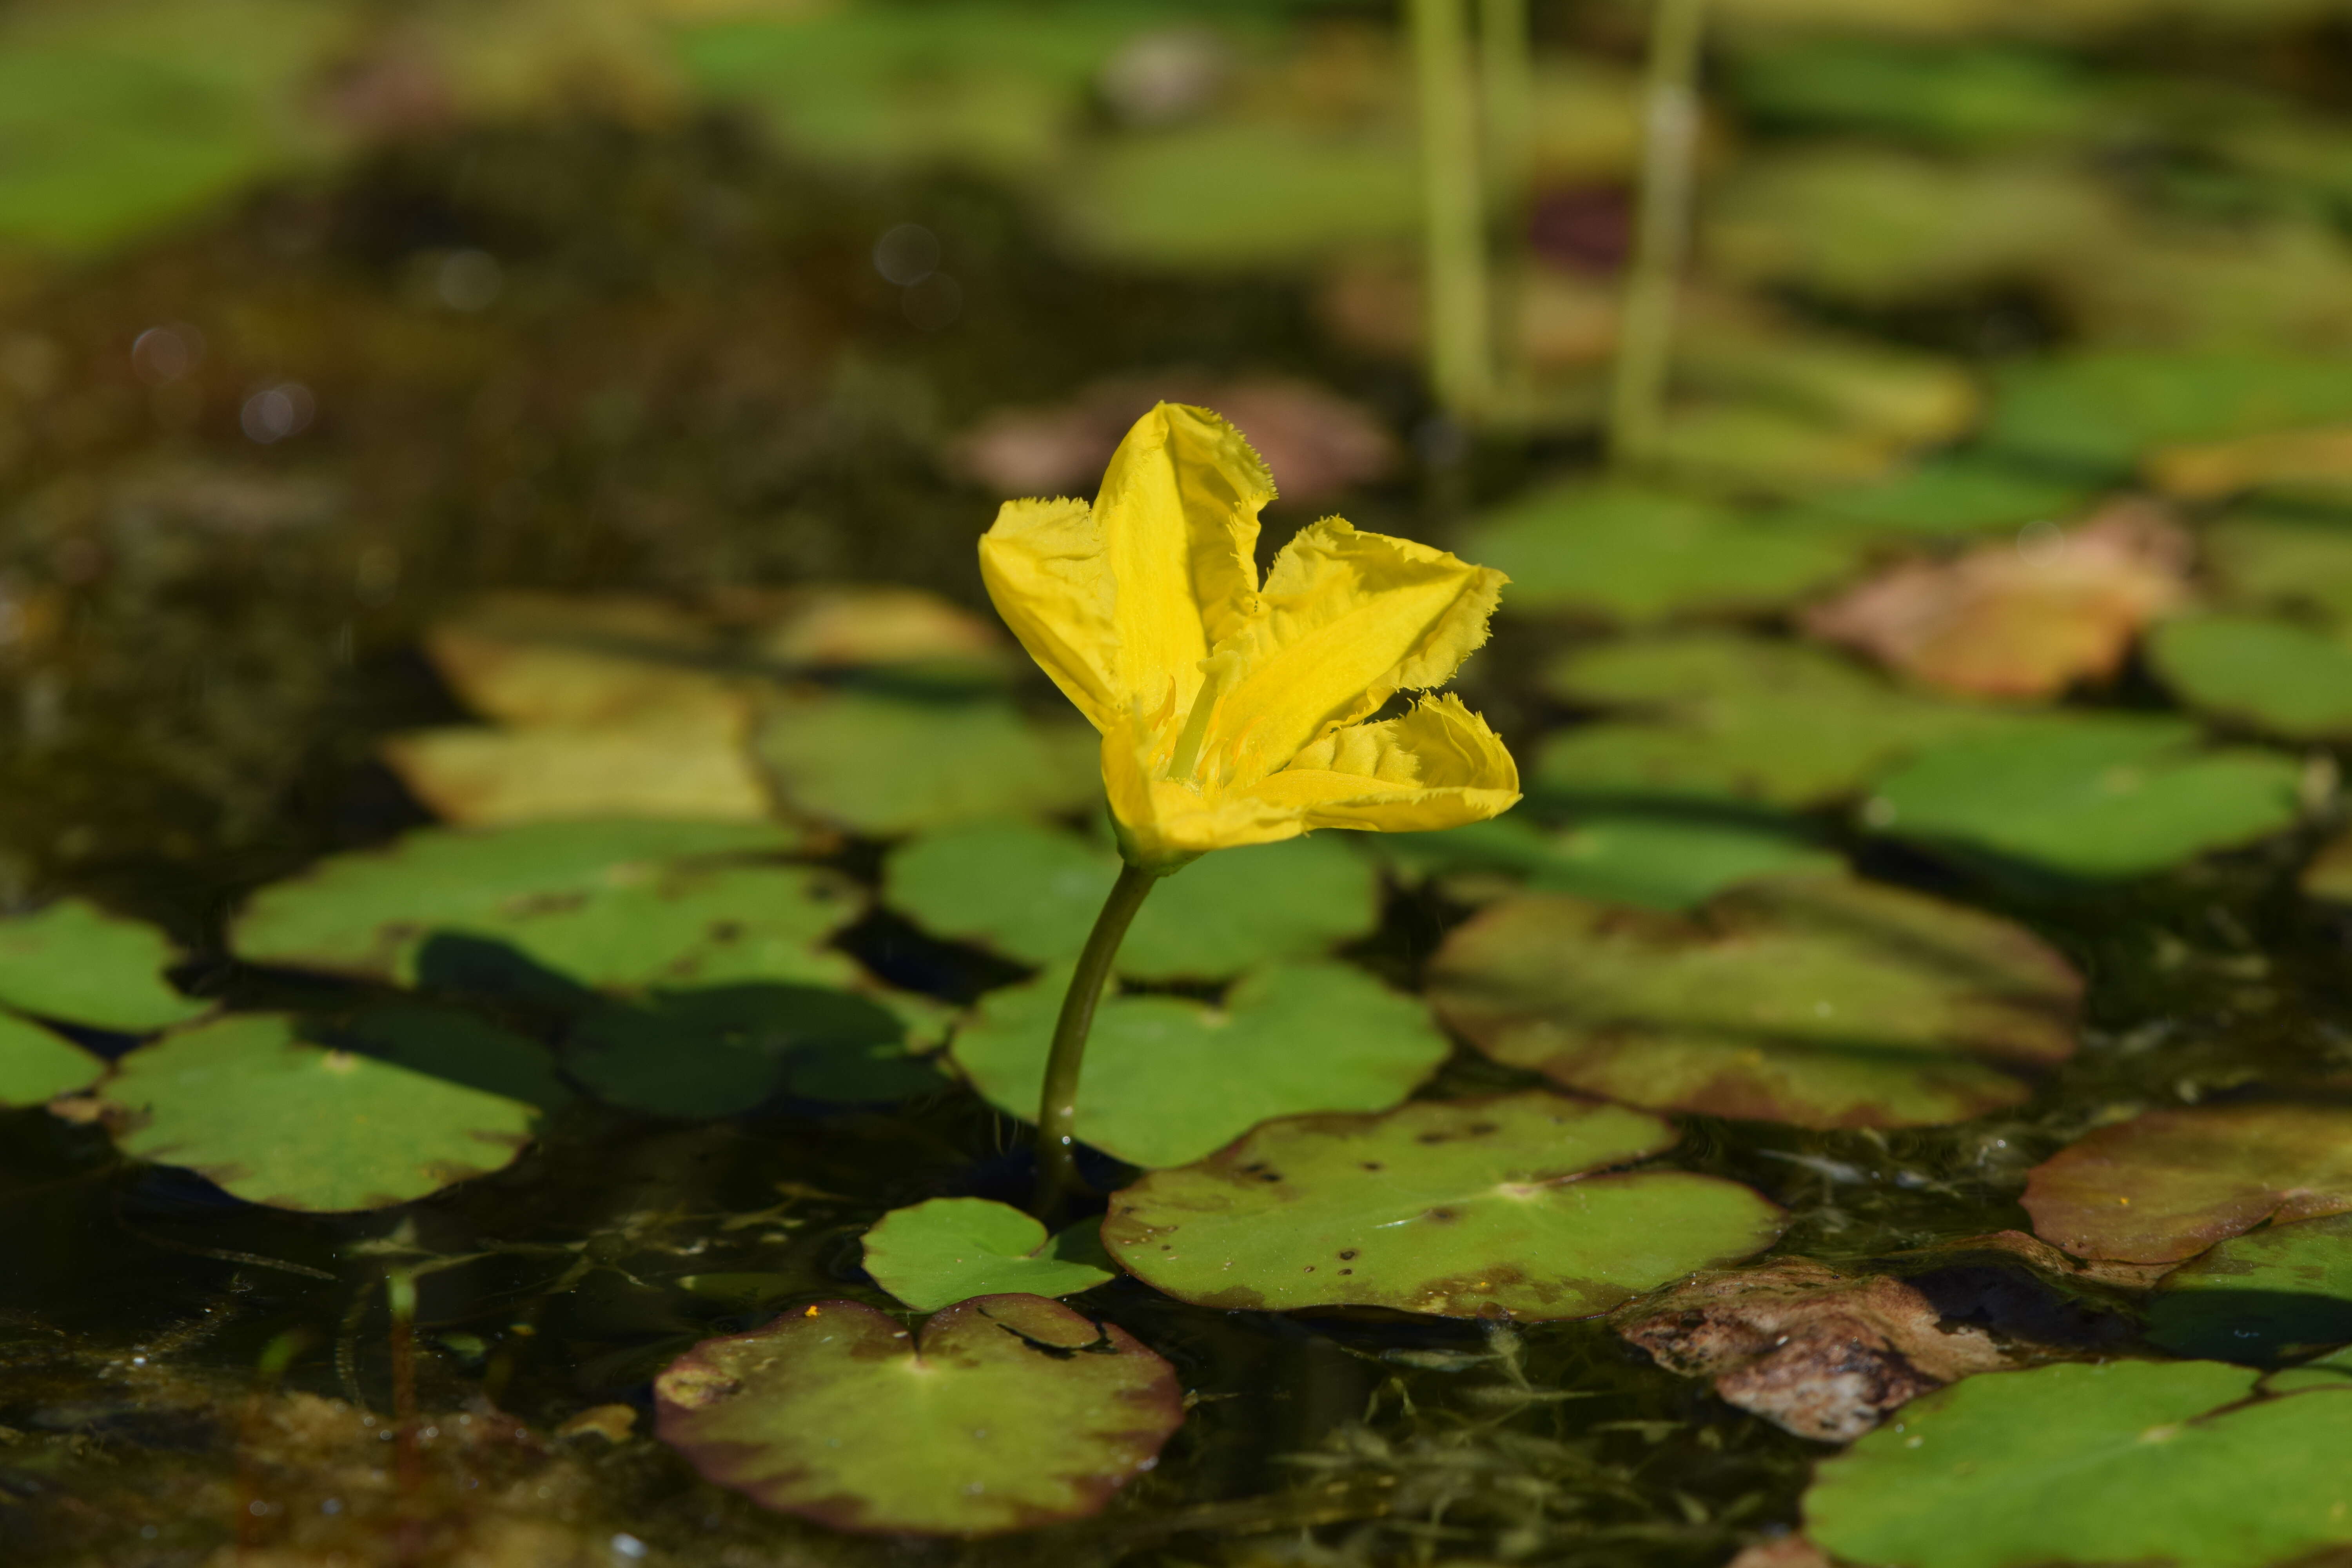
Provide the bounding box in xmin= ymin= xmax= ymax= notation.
xmin=1412 ymin=0 xmax=1492 ymax=420
xmin=1609 ymin=0 xmax=1709 ymax=469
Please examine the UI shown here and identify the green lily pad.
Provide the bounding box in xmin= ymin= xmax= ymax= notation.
xmin=1728 ymin=38 xmax=2102 ymax=147
xmin=567 ymin=984 xmax=949 ymax=1118
xmin=102 ymin=1010 xmax=557 ymax=1211
xmin=1785 ymin=457 xmax=2091 ymax=539
xmin=861 ymin=1198 xmax=1116 ymax=1312
xmin=2205 ymin=510 xmax=2352 ymax=628
xmin=1102 ymin=1091 xmax=1785 ymax=1319
xmin=1804 ymin=1359 xmax=2352 ymax=1568
xmin=1535 ymin=632 xmax=2043 ymax=811
xmin=1985 ymin=352 xmax=2352 ymax=475
xmin=2268 ymin=1343 xmax=2352 ymax=1396
xmin=1374 ymin=813 xmax=1840 ymax=910
xmin=2022 ymin=1104 xmax=2352 ymax=1264
xmin=0 ymin=898 xmax=209 ymax=1033
xmin=2148 ymin=1212 xmax=2352 ymax=1365
xmin=753 ymin=691 xmax=1097 ymax=837
xmin=232 ymin=820 xmax=858 ymax=991
xmin=1461 ymin=485 xmax=1866 ymax=623
xmin=2148 ymin=614 xmax=2352 ymax=741
xmin=0 ymin=1013 xmax=107 ymax=1108
xmin=886 ymin=823 xmax=1380 ymax=979
xmin=1865 ymin=714 xmax=2308 ymax=878
xmin=654 ymin=1294 xmax=1183 ymax=1535
xmin=2308 ymin=829 xmax=2352 ymax=904
xmin=952 ymin=962 xmax=1451 ymax=1170
xmin=1428 ymin=875 xmax=2078 ymax=1129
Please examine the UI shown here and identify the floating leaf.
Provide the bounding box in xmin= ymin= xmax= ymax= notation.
xmin=2205 ymin=510 xmax=2352 ymax=628
xmin=2147 ymin=614 xmax=2352 ymax=741
xmin=753 ymin=691 xmax=1096 ymax=836
xmin=1463 ymin=485 xmax=1866 ymax=623
xmin=887 ymin=823 xmax=1380 ymax=980
xmin=0 ymin=1013 xmax=107 ymax=1108
xmin=1103 ymin=1092 xmax=1785 ymax=1319
xmin=1985 ymin=352 xmax=2352 ymax=475
xmin=381 ymin=720 xmax=775 ymax=827
xmin=232 ymin=821 xmax=853 ymax=992
xmin=421 ymin=593 xmax=733 ymax=728
xmin=1786 ymin=457 xmax=2091 ymax=539
xmin=1802 ymin=502 xmax=2191 ymax=698
xmin=746 ymin=586 xmax=1009 ymax=678
xmin=953 ymin=962 xmax=1450 ymax=1170
xmin=2022 ymin=1103 xmax=2352 ymax=1264
xmin=1804 ymin=1360 xmax=2352 ymax=1568
xmin=2147 ymin=424 xmax=2352 ymax=506
xmin=102 ymin=1011 xmax=555 ymax=1211
xmin=1728 ymin=38 xmax=2101 ymax=147
xmin=1428 ymin=876 xmax=2078 ymax=1129
xmin=568 ymin=984 xmax=948 ymax=1118
xmin=1534 ymin=632 xmax=2043 ymax=811
xmin=1866 ymin=713 xmax=2307 ymax=878
xmin=654 ymin=1294 xmax=1183 ymax=1535
xmin=2147 ymin=1212 xmax=2352 ymax=1365
xmin=1375 ymin=813 xmax=1839 ymax=910
xmin=0 ymin=897 xmax=209 ymax=1033
xmin=862 ymin=1198 xmax=1116 ymax=1312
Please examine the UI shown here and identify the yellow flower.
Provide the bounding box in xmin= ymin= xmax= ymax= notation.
xmin=979 ymin=401 xmax=1519 ymax=871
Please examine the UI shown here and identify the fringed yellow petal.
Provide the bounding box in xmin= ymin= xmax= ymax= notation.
xmin=1240 ymin=693 xmax=1521 ymax=834
xmin=977 ymin=495 xmax=1120 ymax=731
xmin=1094 ymin=403 xmax=1271 ymax=712
xmin=1203 ymin=520 xmax=1505 ymax=791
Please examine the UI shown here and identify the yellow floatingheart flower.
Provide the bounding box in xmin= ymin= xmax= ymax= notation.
xmin=978 ymin=401 xmax=1520 ymax=871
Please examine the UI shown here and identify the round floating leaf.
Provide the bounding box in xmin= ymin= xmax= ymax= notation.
xmin=1786 ymin=456 xmax=2091 ymax=539
xmin=2148 ymin=614 xmax=2352 ymax=741
xmin=1727 ymin=38 xmax=2102 ymax=149
xmin=1428 ymin=875 xmax=2079 ymax=1129
xmin=232 ymin=820 xmax=850 ymax=991
xmin=953 ymin=962 xmax=1451 ymax=1170
xmin=568 ymin=984 xmax=948 ymax=1118
xmin=2308 ymin=829 xmax=2352 ymax=904
xmin=2022 ymin=1103 xmax=2352 ymax=1264
xmin=1866 ymin=714 xmax=2307 ymax=878
xmin=2148 ymin=1212 xmax=2352 ymax=1365
xmin=1535 ymin=633 xmax=2045 ymax=810
xmin=2206 ymin=510 xmax=2352 ymax=628
xmin=753 ymin=691 xmax=1096 ymax=836
xmin=0 ymin=1012 xmax=106 ymax=1108
xmin=862 ymin=1198 xmax=1116 ymax=1312
xmin=1804 ymin=1359 xmax=2352 ymax=1568
xmin=1463 ymin=484 xmax=1867 ymax=623
xmin=381 ymin=720 xmax=775 ymax=828
xmin=1985 ymin=352 xmax=2352 ymax=475
xmin=654 ymin=1294 xmax=1183 ymax=1536
xmin=887 ymin=823 xmax=1381 ymax=979
xmin=1103 ymin=1092 xmax=1785 ymax=1319
xmin=0 ymin=898 xmax=209 ymax=1033
xmin=1375 ymin=813 xmax=1839 ymax=911
xmin=102 ymin=1010 xmax=555 ymax=1210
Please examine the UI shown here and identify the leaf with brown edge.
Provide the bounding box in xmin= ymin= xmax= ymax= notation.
xmin=2022 ymin=1103 xmax=2352 ymax=1264
xmin=653 ymin=1295 xmax=1181 ymax=1536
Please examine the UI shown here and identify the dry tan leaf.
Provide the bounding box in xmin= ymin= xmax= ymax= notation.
xmin=1802 ymin=500 xmax=2192 ymax=697
xmin=424 ymin=592 xmax=737 ymax=729
xmin=2147 ymin=425 xmax=2352 ymax=503
xmin=742 ymin=585 xmax=1006 ymax=670
xmin=382 ymin=717 xmax=770 ymax=825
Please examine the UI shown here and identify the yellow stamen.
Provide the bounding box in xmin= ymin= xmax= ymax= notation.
xmin=1165 ymin=652 xmax=1243 ymax=785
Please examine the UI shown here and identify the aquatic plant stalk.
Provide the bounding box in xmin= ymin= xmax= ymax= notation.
xmin=1034 ymin=862 xmax=1158 ymax=1213
xmin=1412 ymin=0 xmax=1492 ymax=419
xmin=1609 ymin=0 xmax=1709 ymax=468
xmin=1478 ymin=0 xmax=1533 ymax=404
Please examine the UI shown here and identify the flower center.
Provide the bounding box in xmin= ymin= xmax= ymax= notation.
xmin=1164 ymin=651 xmax=1242 ymax=786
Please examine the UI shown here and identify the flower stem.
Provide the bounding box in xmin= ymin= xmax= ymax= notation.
xmin=1034 ymin=861 xmax=1159 ymax=1215
xmin=1412 ymin=0 xmax=1492 ymax=421
xmin=1609 ymin=0 xmax=1710 ymax=470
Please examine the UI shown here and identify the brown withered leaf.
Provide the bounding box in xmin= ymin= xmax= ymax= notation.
xmin=1802 ymin=500 xmax=2192 ymax=698
xmin=1618 ymin=1259 xmax=2012 ymax=1442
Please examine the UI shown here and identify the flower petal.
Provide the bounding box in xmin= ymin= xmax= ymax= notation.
xmin=978 ymin=496 xmax=1120 ymax=730
xmin=1204 ymin=520 xmax=1505 ymax=790
xmin=1095 ymin=403 xmax=1273 ymax=710
xmin=1102 ymin=706 xmax=1303 ymax=868
xmin=1239 ymin=693 xmax=1521 ymax=833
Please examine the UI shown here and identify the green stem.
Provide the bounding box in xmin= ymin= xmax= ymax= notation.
xmin=1608 ymin=0 xmax=1709 ymax=470
xmin=1034 ymin=862 xmax=1159 ymax=1214
xmin=1412 ymin=0 xmax=1491 ymax=422
xmin=1478 ymin=0 xmax=1532 ymax=407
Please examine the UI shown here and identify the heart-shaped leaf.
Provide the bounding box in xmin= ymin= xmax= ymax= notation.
xmin=2148 ymin=1211 xmax=2352 ymax=1365
xmin=887 ymin=822 xmax=1380 ymax=979
xmin=1375 ymin=812 xmax=1839 ymax=911
xmin=0 ymin=1013 xmax=107 ymax=1108
xmin=2206 ymin=510 xmax=2352 ymax=628
xmin=102 ymin=1009 xmax=559 ymax=1210
xmin=2022 ymin=1104 xmax=2352 ymax=1264
xmin=2148 ymin=613 xmax=2352 ymax=741
xmin=231 ymin=821 xmax=856 ymax=991
xmin=1865 ymin=714 xmax=2307 ymax=878
xmin=0 ymin=898 xmax=209 ymax=1033
xmin=1427 ymin=876 xmax=2078 ymax=1129
xmin=753 ymin=690 xmax=1097 ymax=835
xmin=952 ymin=962 xmax=1451 ymax=1170
xmin=567 ymin=984 xmax=949 ymax=1117
xmin=654 ymin=1294 xmax=1182 ymax=1535
xmin=862 ymin=1198 xmax=1115 ymax=1311
xmin=1804 ymin=1359 xmax=2352 ymax=1568
xmin=1103 ymin=1091 xmax=1785 ymax=1319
